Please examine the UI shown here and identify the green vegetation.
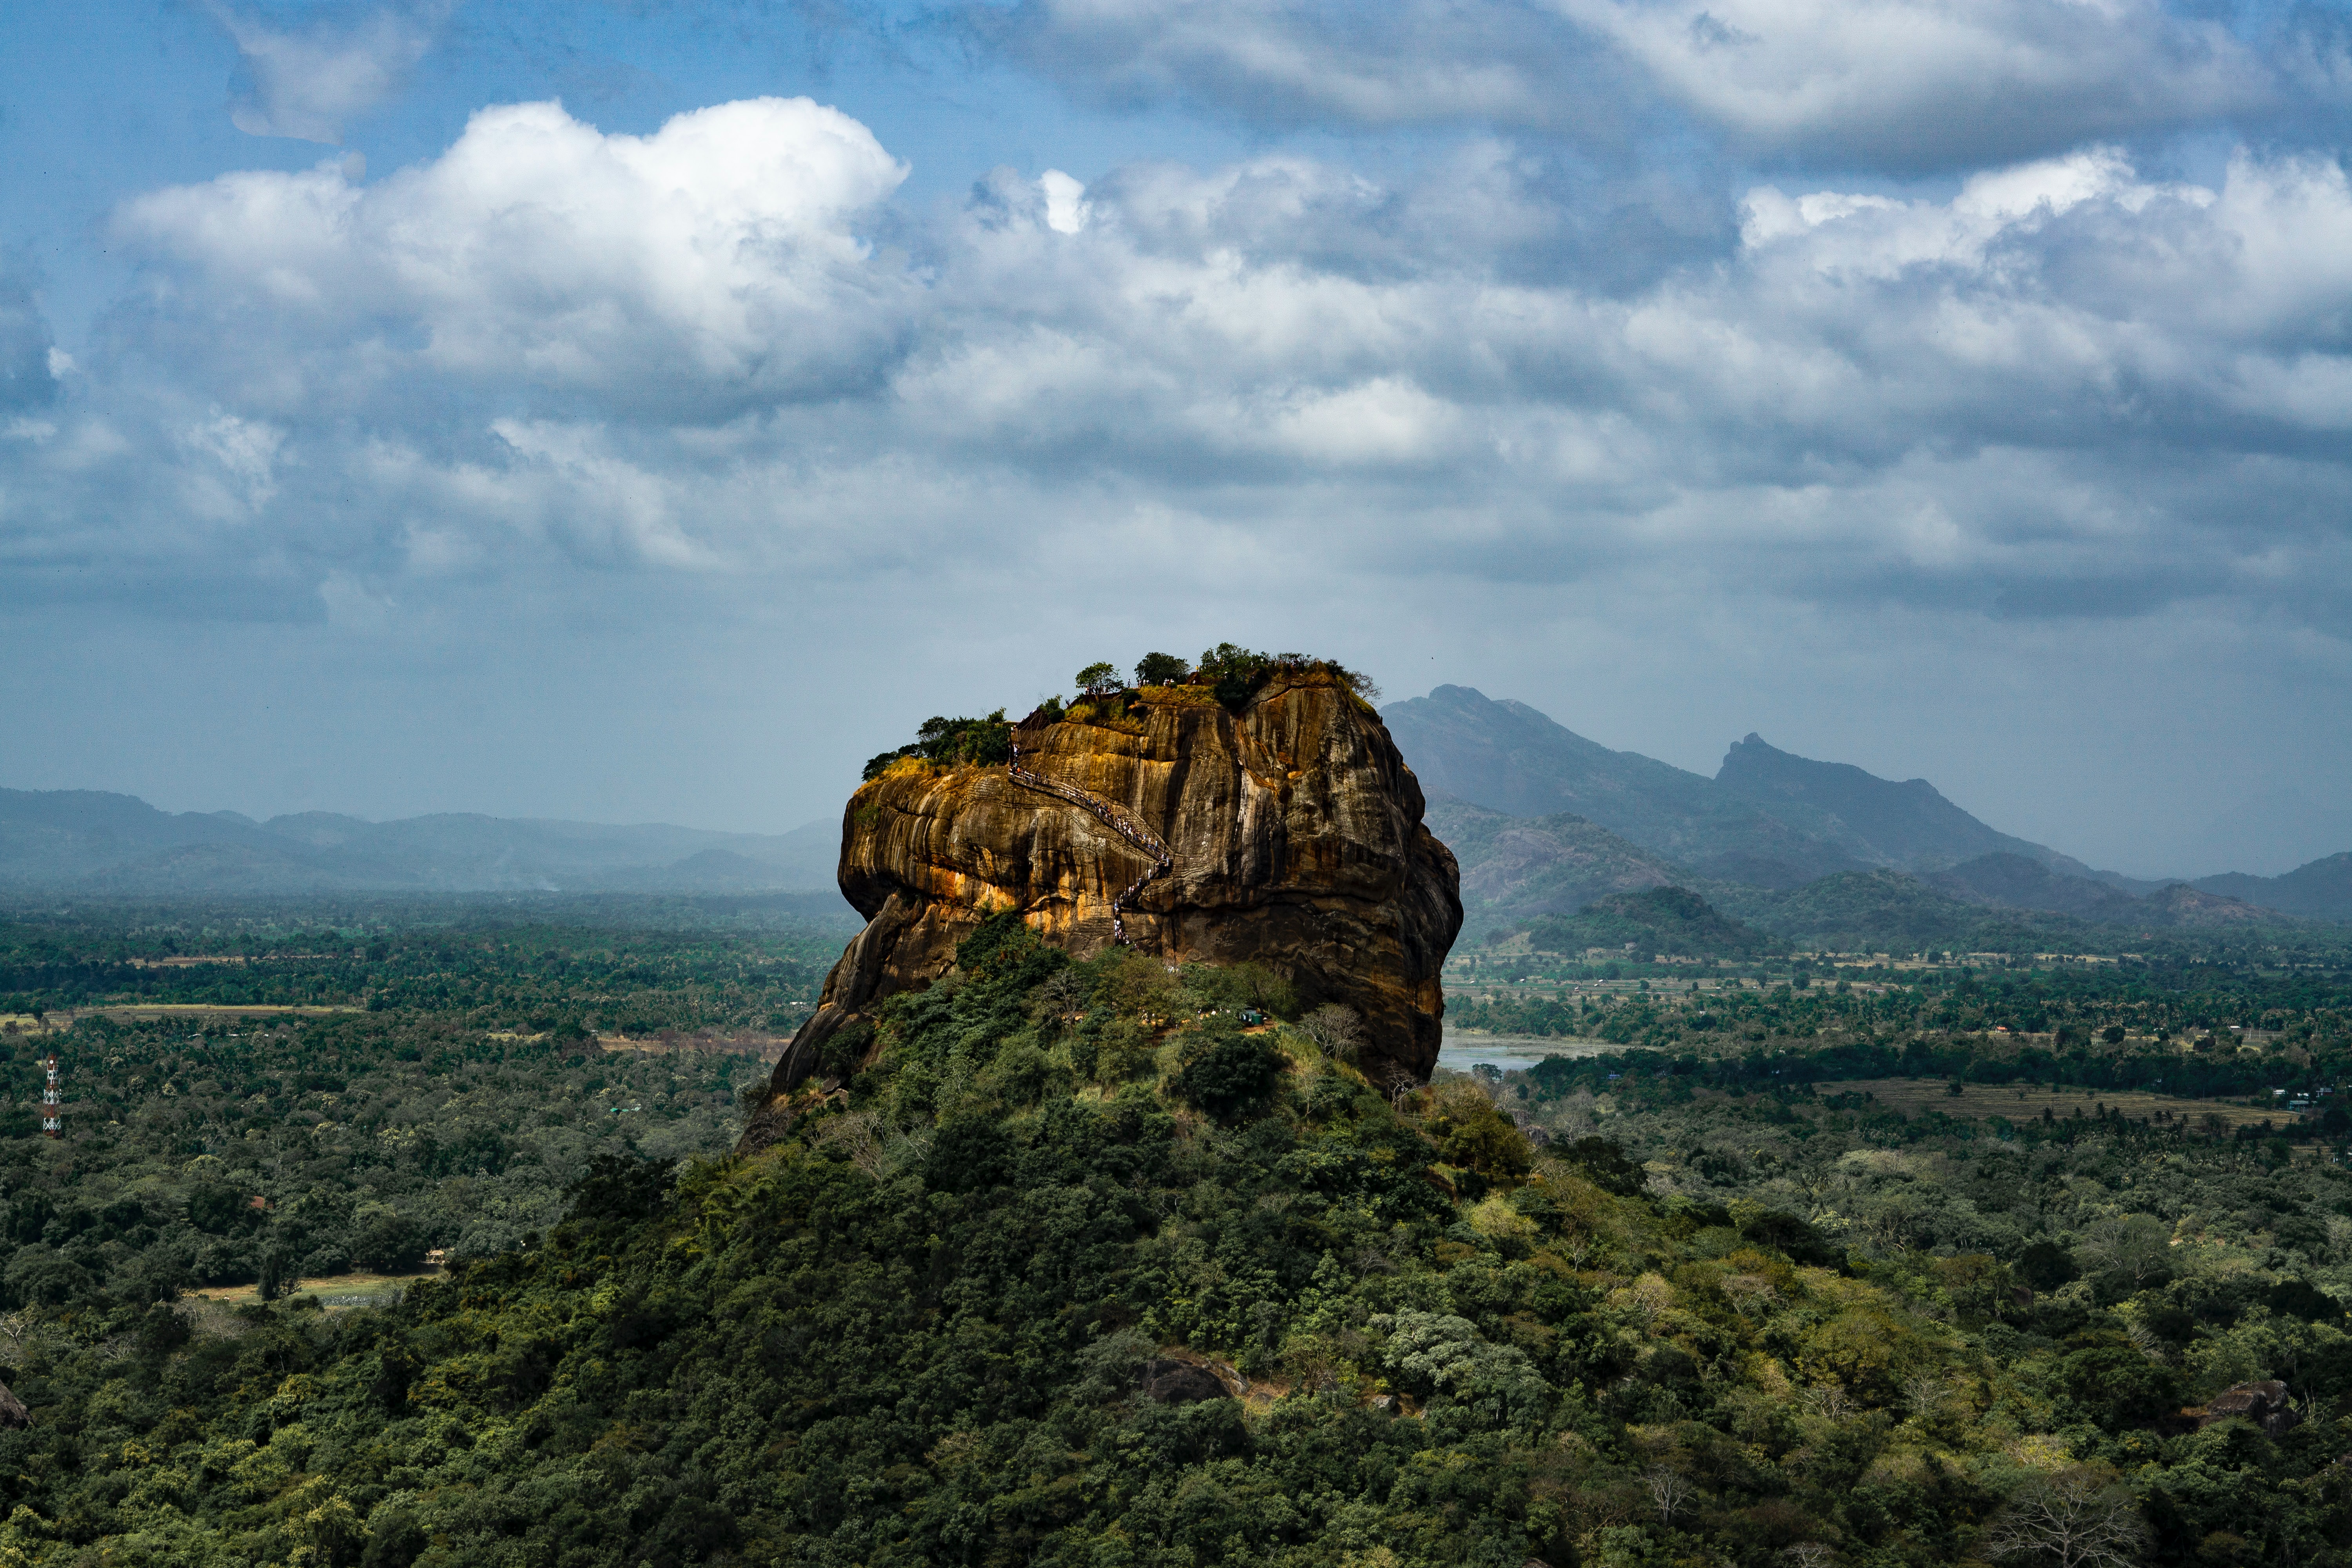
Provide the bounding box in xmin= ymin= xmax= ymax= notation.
xmin=0 ymin=1012 xmax=762 ymax=1301
xmin=860 ymin=711 xmax=1016 ymax=781
xmin=1493 ymin=1045 xmax=2352 ymax=1559
xmin=0 ymin=897 xmax=845 ymax=1037
xmin=862 ymin=651 xmax=1387 ymax=773
xmin=1447 ymin=950 xmax=2351 ymax=1067
xmin=1701 ymin=870 xmax=2352 ymax=959
xmin=1134 ymin=651 xmax=1192 ymax=686
xmin=4 ymin=906 xmax=2351 ymax=1566
xmin=1087 ymin=648 xmax=1381 ymax=713
xmin=1711 ymin=870 xmax=2089 ymax=955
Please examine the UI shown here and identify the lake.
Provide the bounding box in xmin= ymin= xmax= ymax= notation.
xmin=1434 ymin=1029 xmax=1633 ymax=1074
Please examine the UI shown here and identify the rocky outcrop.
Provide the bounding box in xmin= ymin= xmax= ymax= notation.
xmin=1140 ymin=1361 xmax=1230 ymax=1405
xmin=748 ymin=671 xmax=1459 ymax=1135
xmin=2183 ymin=1380 xmax=2299 ymax=1436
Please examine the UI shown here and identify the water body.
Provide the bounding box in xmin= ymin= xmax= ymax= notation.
xmin=1436 ymin=1029 xmax=1633 ymax=1075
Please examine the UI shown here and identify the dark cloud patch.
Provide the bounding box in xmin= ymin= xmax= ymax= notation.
xmin=977 ymin=0 xmax=2278 ymax=172
xmin=977 ymin=0 xmax=1640 ymax=140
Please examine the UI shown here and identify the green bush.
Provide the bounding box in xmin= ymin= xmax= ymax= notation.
xmin=1173 ymin=1019 xmax=1282 ymax=1120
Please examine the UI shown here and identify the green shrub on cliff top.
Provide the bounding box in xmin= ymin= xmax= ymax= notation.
xmin=860 ymin=709 xmax=1014 ymax=781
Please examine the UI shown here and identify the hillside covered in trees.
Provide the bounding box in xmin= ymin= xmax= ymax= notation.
xmin=0 ymin=904 xmax=2345 ymax=1566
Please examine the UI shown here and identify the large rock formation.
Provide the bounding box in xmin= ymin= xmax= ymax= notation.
xmin=750 ymin=671 xmax=1460 ymax=1131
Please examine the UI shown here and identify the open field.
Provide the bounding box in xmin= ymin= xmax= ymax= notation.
xmin=1816 ymin=1076 xmax=2309 ymax=1131
xmin=190 ymin=1269 xmax=441 ymax=1312
xmin=597 ymin=1030 xmax=790 ymax=1061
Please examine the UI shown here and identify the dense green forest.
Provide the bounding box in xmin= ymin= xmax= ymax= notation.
xmin=0 ymin=895 xmax=851 ymax=1036
xmin=0 ymin=904 xmax=2349 ymax=1565
xmin=1450 ymin=955 xmax=2352 ymax=1078
xmin=1477 ymin=873 xmax=2352 ymax=962
xmin=0 ymin=1012 xmax=764 ymax=1303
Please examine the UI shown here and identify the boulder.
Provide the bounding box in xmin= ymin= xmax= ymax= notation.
xmin=746 ymin=670 xmax=1459 ymax=1142
xmin=2187 ymin=1379 xmax=2298 ymax=1436
xmin=1139 ymin=1359 xmax=1230 ymax=1405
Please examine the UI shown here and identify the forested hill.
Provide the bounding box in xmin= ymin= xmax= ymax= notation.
xmin=5 ymin=915 xmax=2350 ymax=1565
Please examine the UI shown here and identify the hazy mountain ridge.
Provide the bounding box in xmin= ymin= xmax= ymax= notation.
xmin=1715 ymin=733 xmax=2143 ymax=888
xmin=2193 ymin=853 xmax=2352 ymax=921
xmin=1423 ymin=796 xmax=1684 ymax=934
xmin=1389 ymin=686 xmax=2350 ymax=923
xmin=1385 ymin=685 xmax=2139 ymax=886
xmin=0 ymin=788 xmax=840 ymax=895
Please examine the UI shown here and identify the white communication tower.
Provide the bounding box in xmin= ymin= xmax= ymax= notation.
xmin=41 ymin=1055 xmax=61 ymax=1138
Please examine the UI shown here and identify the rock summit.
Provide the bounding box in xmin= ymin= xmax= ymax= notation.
xmin=752 ymin=668 xmax=1460 ymax=1126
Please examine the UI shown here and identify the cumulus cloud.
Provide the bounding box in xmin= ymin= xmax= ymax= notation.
xmin=214 ymin=1 xmax=452 ymax=144
xmin=986 ymin=0 xmax=2272 ymax=168
xmin=114 ymin=96 xmax=913 ymax=420
xmin=5 ymin=100 xmax=2348 ymax=656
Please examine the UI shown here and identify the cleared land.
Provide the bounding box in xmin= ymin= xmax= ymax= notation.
xmin=1818 ymin=1076 xmax=2307 ymax=1131
xmin=190 ymin=1269 xmax=439 ymax=1312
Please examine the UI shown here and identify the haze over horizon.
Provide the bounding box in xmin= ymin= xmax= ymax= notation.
xmin=5 ymin=1 xmax=2350 ymax=879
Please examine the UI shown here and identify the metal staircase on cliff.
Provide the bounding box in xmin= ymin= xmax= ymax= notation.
xmin=1008 ymin=733 xmax=1174 ymax=946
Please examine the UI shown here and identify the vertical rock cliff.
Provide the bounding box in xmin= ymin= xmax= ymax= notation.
xmin=746 ymin=670 xmax=1460 ymax=1135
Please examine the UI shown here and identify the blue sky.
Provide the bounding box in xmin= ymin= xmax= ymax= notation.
xmin=4 ymin=0 xmax=2351 ymax=877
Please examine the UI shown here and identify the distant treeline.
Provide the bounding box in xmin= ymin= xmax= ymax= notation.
xmin=1452 ymin=956 xmax=2351 ymax=1053
xmin=1526 ymin=1036 xmax=2352 ymax=1111
xmin=0 ymin=900 xmax=852 ymax=1035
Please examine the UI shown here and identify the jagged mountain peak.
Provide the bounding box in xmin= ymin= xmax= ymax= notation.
xmin=1386 ymin=688 xmax=2099 ymax=890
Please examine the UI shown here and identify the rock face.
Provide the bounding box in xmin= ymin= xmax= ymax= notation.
xmin=750 ymin=671 xmax=1460 ymax=1128
xmin=1140 ymin=1361 xmax=1230 ymax=1405
xmin=2186 ymin=1380 xmax=2299 ymax=1436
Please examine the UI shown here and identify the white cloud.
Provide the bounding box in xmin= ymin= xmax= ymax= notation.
xmin=214 ymin=1 xmax=451 ymax=144
xmin=7 ymin=100 xmax=2347 ymax=663
xmin=176 ymin=410 xmax=287 ymax=517
xmin=116 ymin=97 xmax=913 ymax=418
xmin=1040 ymin=170 xmax=1092 ymax=233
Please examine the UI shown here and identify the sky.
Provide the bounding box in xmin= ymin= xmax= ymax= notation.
xmin=3 ymin=0 xmax=2351 ymax=879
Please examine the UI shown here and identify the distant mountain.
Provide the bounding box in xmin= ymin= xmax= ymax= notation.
xmin=1714 ymin=735 xmax=2138 ymax=887
xmin=1709 ymin=866 xmax=2295 ymax=953
xmin=1387 ymin=687 xmax=1861 ymax=886
xmin=2194 ymin=853 xmax=2352 ymax=922
xmin=1926 ymin=853 xmax=2145 ymax=920
xmin=1424 ymin=796 xmax=1683 ymax=936
xmin=1386 ymin=686 xmax=2142 ymax=890
xmin=0 ymin=788 xmax=842 ymax=897
xmin=1525 ymin=887 xmax=1781 ymax=960
xmin=1725 ymin=869 xmax=2036 ymax=951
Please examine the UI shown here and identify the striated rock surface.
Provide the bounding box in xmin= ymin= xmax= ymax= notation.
xmin=748 ymin=671 xmax=1460 ymax=1137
